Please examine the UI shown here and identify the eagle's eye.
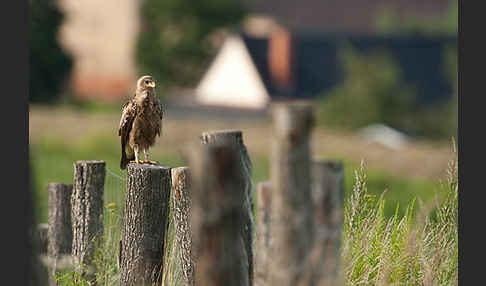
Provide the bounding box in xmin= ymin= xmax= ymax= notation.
xmin=145 ymin=80 xmax=149 ymax=84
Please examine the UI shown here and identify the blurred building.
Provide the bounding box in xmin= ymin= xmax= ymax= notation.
xmin=57 ymin=0 xmax=140 ymax=101
xmin=240 ymin=0 xmax=451 ymax=33
xmin=197 ymin=0 xmax=455 ymax=109
xmin=196 ymin=29 xmax=457 ymax=109
xmin=55 ymin=0 xmax=454 ymax=105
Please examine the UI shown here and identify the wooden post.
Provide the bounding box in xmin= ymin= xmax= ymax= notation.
xmin=190 ymin=144 xmax=249 ymax=286
xmin=310 ymin=159 xmax=344 ymax=286
xmin=36 ymin=223 xmax=48 ymax=254
xmin=47 ymin=183 xmax=73 ymax=258
xmin=268 ymin=102 xmax=315 ymax=286
xmin=71 ymin=160 xmax=105 ymax=272
xmin=119 ymin=163 xmax=171 ymax=286
xmin=254 ymin=181 xmax=272 ymax=286
xmin=171 ymin=167 xmax=194 ymax=286
xmin=200 ymin=130 xmax=254 ymax=285
xmin=47 ymin=183 xmax=73 ymax=285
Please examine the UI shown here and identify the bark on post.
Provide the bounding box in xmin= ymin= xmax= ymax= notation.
xmin=200 ymin=130 xmax=254 ymax=285
xmin=310 ymin=159 xmax=344 ymax=286
xmin=171 ymin=167 xmax=194 ymax=286
xmin=47 ymin=183 xmax=73 ymax=258
xmin=190 ymin=144 xmax=248 ymax=286
xmin=71 ymin=160 xmax=105 ymax=272
xmin=254 ymin=181 xmax=272 ymax=286
xmin=36 ymin=223 xmax=48 ymax=254
xmin=120 ymin=163 xmax=171 ymax=286
xmin=268 ymin=102 xmax=315 ymax=286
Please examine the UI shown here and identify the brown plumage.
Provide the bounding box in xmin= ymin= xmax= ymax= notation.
xmin=118 ymin=75 xmax=163 ymax=169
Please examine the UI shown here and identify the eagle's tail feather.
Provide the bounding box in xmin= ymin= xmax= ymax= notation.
xmin=120 ymin=149 xmax=135 ymax=170
xmin=120 ymin=152 xmax=135 ymax=170
xmin=120 ymin=152 xmax=128 ymax=170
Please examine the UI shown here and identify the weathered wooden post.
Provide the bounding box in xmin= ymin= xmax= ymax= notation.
xmin=254 ymin=181 xmax=272 ymax=286
xmin=190 ymin=144 xmax=249 ymax=286
xmin=119 ymin=163 xmax=171 ymax=286
xmin=47 ymin=183 xmax=73 ymax=258
xmin=36 ymin=223 xmax=48 ymax=254
xmin=71 ymin=160 xmax=105 ymax=273
xmin=310 ymin=159 xmax=344 ymax=286
xmin=47 ymin=183 xmax=73 ymax=285
xmin=171 ymin=167 xmax=194 ymax=286
xmin=268 ymin=102 xmax=315 ymax=286
xmin=200 ymin=130 xmax=254 ymax=285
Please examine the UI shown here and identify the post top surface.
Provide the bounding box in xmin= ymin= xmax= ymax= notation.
xmin=127 ymin=163 xmax=171 ymax=171
xmin=47 ymin=182 xmax=73 ymax=187
xmin=75 ymin=160 xmax=106 ymax=165
xmin=171 ymin=166 xmax=189 ymax=172
xmin=201 ymin=130 xmax=242 ymax=136
xmin=313 ymin=158 xmax=343 ymax=170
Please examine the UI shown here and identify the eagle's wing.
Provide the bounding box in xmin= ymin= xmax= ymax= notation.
xmin=118 ymin=99 xmax=137 ymax=169
xmin=118 ymin=99 xmax=137 ymax=137
xmin=153 ymin=98 xmax=163 ymax=137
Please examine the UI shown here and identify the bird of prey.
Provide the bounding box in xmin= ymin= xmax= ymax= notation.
xmin=118 ymin=75 xmax=163 ymax=169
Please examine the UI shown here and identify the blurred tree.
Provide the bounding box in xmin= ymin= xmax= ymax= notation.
xmin=29 ymin=0 xmax=73 ymax=103
xmin=316 ymin=44 xmax=458 ymax=140
xmin=317 ymin=0 xmax=458 ymax=140
xmin=316 ymin=46 xmax=418 ymax=132
xmin=376 ymin=0 xmax=458 ymax=139
xmin=375 ymin=0 xmax=457 ymax=35
xmin=136 ymin=0 xmax=246 ymax=90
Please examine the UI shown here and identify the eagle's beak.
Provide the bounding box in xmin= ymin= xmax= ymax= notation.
xmin=147 ymin=81 xmax=156 ymax=88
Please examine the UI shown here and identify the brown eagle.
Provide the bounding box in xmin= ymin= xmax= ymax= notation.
xmin=118 ymin=75 xmax=163 ymax=169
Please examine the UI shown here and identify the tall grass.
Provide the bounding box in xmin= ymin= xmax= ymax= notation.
xmin=340 ymin=147 xmax=457 ymax=285
xmin=91 ymin=202 xmax=123 ymax=285
xmin=53 ymin=148 xmax=458 ymax=286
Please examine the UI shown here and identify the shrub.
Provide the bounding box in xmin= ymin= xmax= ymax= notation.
xmin=316 ymin=44 xmax=457 ymax=140
xmin=316 ymin=45 xmax=418 ymax=131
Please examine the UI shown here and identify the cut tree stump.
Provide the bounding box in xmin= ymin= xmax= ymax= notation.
xmin=171 ymin=167 xmax=194 ymax=286
xmin=190 ymin=144 xmax=249 ymax=286
xmin=201 ymin=130 xmax=254 ymax=285
xmin=36 ymin=223 xmax=48 ymax=255
xmin=254 ymin=181 xmax=272 ymax=286
xmin=71 ymin=160 xmax=105 ymax=273
xmin=310 ymin=159 xmax=344 ymax=286
xmin=47 ymin=183 xmax=73 ymax=285
xmin=47 ymin=183 xmax=73 ymax=258
xmin=119 ymin=163 xmax=171 ymax=286
xmin=268 ymin=102 xmax=316 ymax=286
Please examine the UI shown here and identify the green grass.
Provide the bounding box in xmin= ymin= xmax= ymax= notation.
xmin=340 ymin=157 xmax=457 ymax=285
xmin=29 ymin=134 xmax=185 ymax=223
xmin=50 ymin=147 xmax=457 ymax=286
xmin=40 ymin=135 xmax=456 ymax=285
xmin=30 ymin=134 xmax=442 ymax=222
xmin=250 ymin=153 xmax=441 ymax=219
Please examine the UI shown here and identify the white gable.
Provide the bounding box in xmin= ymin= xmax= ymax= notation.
xmin=196 ymin=35 xmax=270 ymax=109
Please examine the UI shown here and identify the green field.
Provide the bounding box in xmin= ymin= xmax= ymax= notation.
xmin=30 ymin=106 xmax=456 ymax=285
xmin=30 ymin=133 xmax=444 ymax=223
xmin=42 ymin=133 xmax=457 ymax=285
